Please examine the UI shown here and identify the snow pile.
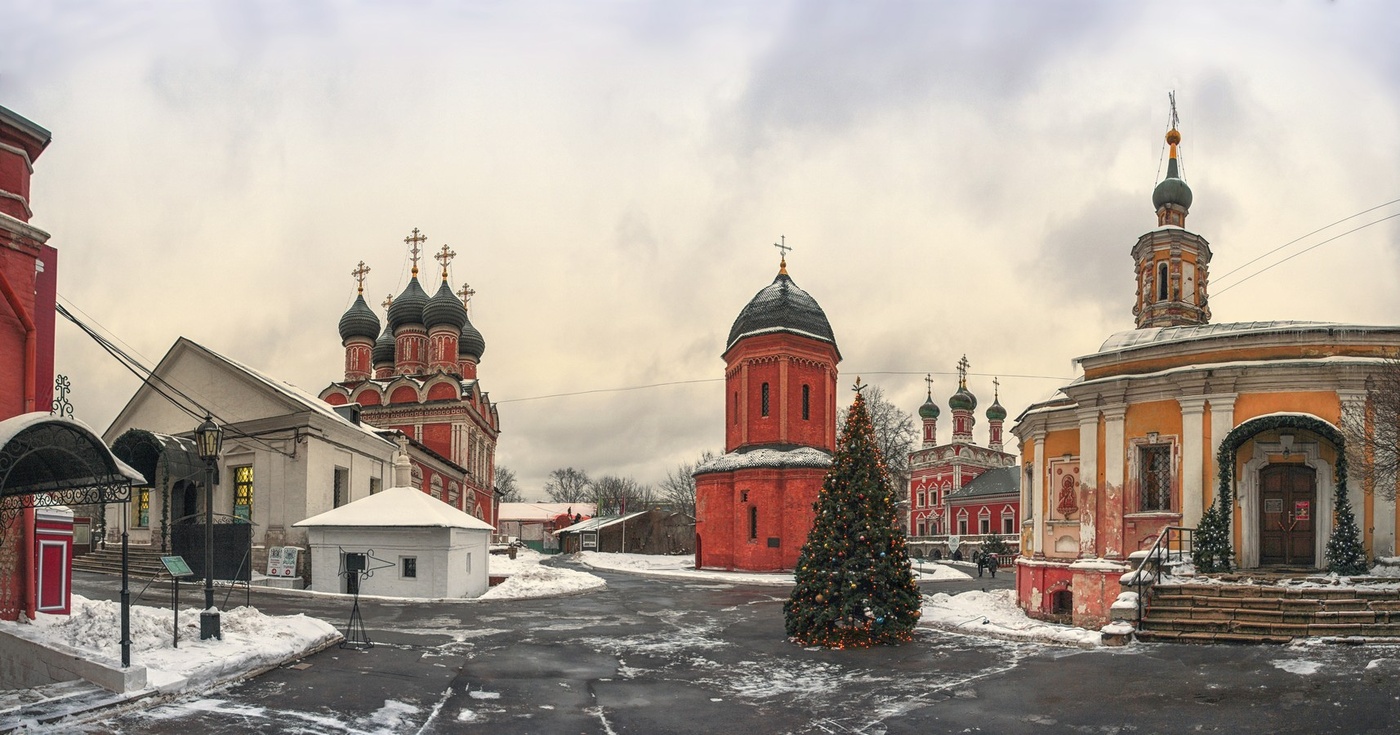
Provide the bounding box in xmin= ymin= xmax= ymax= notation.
xmin=1371 ymin=557 xmax=1400 ymax=578
xmin=912 ymin=562 xmax=972 ymax=582
xmin=920 ymin=589 xmax=1103 ymax=648
xmin=478 ymin=563 xmax=605 ymax=600
xmin=7 ymin=595 xmax=338 ymax=691
xmin=576 ymin=551 xmax=794 ymax=586
xmin=487 ymin=546 xmax=546 ymax=576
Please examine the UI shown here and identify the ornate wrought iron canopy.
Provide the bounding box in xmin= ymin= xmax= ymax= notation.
xmin=0 ymin=413 xmax=142 ymax=519
xmin=110 ymin=428 xmax=205 ymax=487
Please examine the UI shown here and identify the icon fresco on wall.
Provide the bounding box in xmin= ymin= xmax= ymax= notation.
xmin=1056 ymin=475 xmax=1077 ymax=517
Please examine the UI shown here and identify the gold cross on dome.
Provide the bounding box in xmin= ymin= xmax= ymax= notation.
xmin=993 ymin=376 xmax=1000 ymax=399
xmin=957 ymin=355 xmax=970 ymax=389
xmin=350 ymin=261 xmax=371 ymax=294
xmin=457 ymin=283 xmax=476 ymax=312
xmin=924 ymin=373 xmax=935 ymax=397
xmin=434 ymin=244 xmax=456 ymax=280
xmin=404 ymin=228 xmax=427 ymax=276
xmin=381 ymin=294 xmax=394 ymax=311
xmin=774 ymin=235 xmax=791 ymax=274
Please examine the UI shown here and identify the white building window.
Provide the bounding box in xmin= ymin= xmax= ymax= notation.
xmin=401 ymin=557 xmax=417 ymax=579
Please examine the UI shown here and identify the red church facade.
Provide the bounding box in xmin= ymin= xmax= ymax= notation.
xmin=695 ymin=258 xmax=839 ymax=571
xmin=321 ymin=237 xmax=500 ymax=525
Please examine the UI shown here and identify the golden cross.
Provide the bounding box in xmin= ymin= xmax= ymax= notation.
xmin=404 ymin=228 xmax=427 ymax=276
xmin=957 ymin=355 xmax=970 ymax=389
xmin=381 ymin=294 xmax=394 ymax=311
xmin=457 ymin=282 xmax=476 ymax=312
xmin=434 ymin=244 xmax=456 ymax=280
xmin=350 ymin=261 xmax=371 ymax=294
xmin=774 ymin=235 xmax=791 ymax=274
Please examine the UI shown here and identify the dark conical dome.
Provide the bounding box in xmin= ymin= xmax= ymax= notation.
xmin=372 ymin=321 xmax=395 ymax=365
xmin=338 ymin=294 xmax=381 ymax=342
xmin=919 ymin=395 xmax=941 ymax=419
xmin=986 ymin=398 xmax=1007 ymax=421
xmin=1152 ymin=128 xmax=1193 ymax=211
xmin=459 ymin=314 xmax=486 ymax=361
xmin=949 ymin=386 xmax=977 ymax=412
xmin=387 ymin=277 xmax=429 ymax=330
xmin=424 ymin=279 xmax=469 ymax=330
xmin=726 ymin=272 xmax=837 ymax=353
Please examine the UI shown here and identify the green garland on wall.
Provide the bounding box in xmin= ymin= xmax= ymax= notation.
xmin=1193 ymin=414 xmax=1367 ymax=575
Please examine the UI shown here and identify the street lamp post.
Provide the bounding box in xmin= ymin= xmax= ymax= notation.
xmin=195 ymin=415 xmax=223 ymax=640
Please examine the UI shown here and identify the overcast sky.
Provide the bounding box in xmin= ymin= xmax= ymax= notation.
xmin=5 ymin=1 xmax=1399 ymax=499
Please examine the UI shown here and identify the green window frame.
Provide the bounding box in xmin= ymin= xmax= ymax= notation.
xmin=233 ymin=465 xmax=254 ymax=521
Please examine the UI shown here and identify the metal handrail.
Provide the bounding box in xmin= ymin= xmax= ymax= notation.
xmin=1133 ymin=526 xmax=1195 ymax=621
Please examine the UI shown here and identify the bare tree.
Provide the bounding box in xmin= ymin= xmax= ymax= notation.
xmin=494 ymin=466 xmax=523 ymax=503
xmin=659 ymin=450 xmax=717 ymax=518
xmin=543 ymin=467 xmax=592 ymax=503
xmin=1345 ymin=359 xmax=1400 ymax=503
xmin=591 ymin=475 xmax=654 ymax=516
xmin=838 ymin=384 xmax=917 ymax=491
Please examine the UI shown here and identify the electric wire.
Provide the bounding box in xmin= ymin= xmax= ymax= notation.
xmin=1214 ymin=211 xmax=1400 ymax=297
xmin=1213 ymin=197 xmax=1400 ymax=285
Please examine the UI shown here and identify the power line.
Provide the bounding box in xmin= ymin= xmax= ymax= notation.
xmin=1214 ymin=211 xmax=1400 ymax=297
xmin=1213 ymin=197 xmax=1400 ymax=285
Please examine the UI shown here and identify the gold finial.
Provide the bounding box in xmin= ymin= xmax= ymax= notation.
xmin=957 ymin=354 xmax=970 ymax=390
xmin=774 ymin=235 xmax=791 ymax=275
xmin=404 ymin=228 xmax=427 ymax=277
xmin=457 ymin=282 xmax=476 ymax=313
xmin=924 ymin=373 xmax=934 ymax=399
xmin=351 ymin=261 xmax=371 ymax=294
xmin=381 ymin=294 xmax=394 ymax=311
xmin=1166 ymin=91 xmax=1181 ymax=158
xmin=434 ymin=244 xmax=456 ymax=280
xmin=852 ymin=376 xmax=866 ymax=394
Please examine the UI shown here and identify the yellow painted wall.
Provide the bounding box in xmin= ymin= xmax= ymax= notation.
xmin=1233 ymin=392 xmax=1340 ymax=426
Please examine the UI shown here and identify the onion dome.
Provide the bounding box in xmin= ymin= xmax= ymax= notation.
xmin=726 ymin=271 xmax=837 ymax=354
xmin=372 ymin=321 xmax=396 ymax=365
xmin=387 ymin=277 xmax=429 ymax=331
xmin=986 ymin=397 xmax=1007 ymax=421
xmin=919 ymin=394 xmax=940 ymax=420
xmin=337 ymin=294 xmax=380 ymax=342
xmin=459 ymin=314 xmax=486 ymax=361
xmin=424 ymin=280 xmax=469 ymax=330
xmin=1151 ymin=128 xmax=1193 ymax=211
xmin=949 ymin=386 xmax=977 ymax=412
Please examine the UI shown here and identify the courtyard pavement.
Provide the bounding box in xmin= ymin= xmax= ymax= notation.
xmin=53 ymin=558 xmax=1400 ymax=734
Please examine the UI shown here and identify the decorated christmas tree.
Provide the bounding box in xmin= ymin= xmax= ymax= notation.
xmin=1325 ymin=476 xmax=1368 ymax=575
xmin=784 ymin=381 xmax=923 ymax=648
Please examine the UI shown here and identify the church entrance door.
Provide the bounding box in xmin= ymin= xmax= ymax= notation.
xmin=1259 ymin=465 xmax=1315 ymax=567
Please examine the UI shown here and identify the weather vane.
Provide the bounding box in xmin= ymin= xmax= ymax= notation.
xmin=404 ymin=228 xmax=427 ymax=277
xmin=351 ymin=261 xmax=371 ymax=294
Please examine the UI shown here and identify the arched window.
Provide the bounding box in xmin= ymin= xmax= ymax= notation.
xmin=802 ymin=384 xmax=810 ymax=420
xmin=1157 ymin=262 xmax=1169 ymax=301
xmin=978 ymin=507 xmax=992 ymax=535
xmin=761 ymin=383 xmax=770 ymax=417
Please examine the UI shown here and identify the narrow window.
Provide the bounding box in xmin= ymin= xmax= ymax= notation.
xmin=369 ymin=477 xmax=382 ymax=495
xmin=1140 ymin=445 xmax=1172 ymax=511
xmin=733 ymin=392 xmax=739 ymax=424
xmin=402 ymin=557 xmax=418 ymax=578
xmin=135 ymin=487 xmax=150 ymax=527
xmin=802 ymin=384 xmax=810 ymax=420
xmin=233 ymin=465 xmax=254 ymax=522
xmin=749 ymin=505 xmax=758 ymax=540
xmin=333 ymin=467 xmax=348 ymax=508
xmin=465 ymin=552 xmax=472 ymax=574
xmin=1157 ymin=262 xmax=1169 ymax=301
xmin=761 ymin=383 xmax=770 ymax=417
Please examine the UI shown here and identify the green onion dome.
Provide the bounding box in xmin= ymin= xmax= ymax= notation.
xmin=986 ymin=398 xmax=1007 ymax=422
xmin=423 ymin=280 xmax=469 ymax=330
xmin=372 ymin=321 xmax=396 ymax=365
xmin=949 ymin=386 xmax=977 ymax=412
xmin=919 ymin=396 xmax=941 ymax=419
xmin=1152 ymin=128 xmax=1193 ymax=211
xmin=459 ymin=315 xmax=486 ymax=361
xmin=337 ymin=294 xmax=381 ymax=343
xmin=387 ymin=277 xmax=429 ymax=331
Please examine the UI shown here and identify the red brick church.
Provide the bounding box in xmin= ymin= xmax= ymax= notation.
xmin=694 ymin=252 xmax=839 ymax=571
xmin=320 ymin=232 xmax=500 ymax=524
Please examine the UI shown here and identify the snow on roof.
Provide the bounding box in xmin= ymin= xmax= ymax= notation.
xmin=694 ymin=446 xmax=833 ymax=475
xmin=1090 ymin=321 xmax=1399 ymax=356
xmin=293 ymin=486 xmax=494 ymax=530
xmin=185 ymin=339 xmax=393 ymax=448
xmin=947 ymin=466 xmax=1020 ymax=500
xmin=555 ymin=511 xmax=651 ymax=534
xmin=0 ymin=413 xmax=145 ymax=485
xmin=498 ymin=502 xmax=596 ymax=522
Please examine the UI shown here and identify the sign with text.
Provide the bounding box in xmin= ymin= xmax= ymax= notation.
xmin=266 ymin=546 xmax=300 ymax=577
xmin=161 ymin=555 xmax=194 ymax=578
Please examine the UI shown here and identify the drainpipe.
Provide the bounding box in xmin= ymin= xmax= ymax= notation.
xmin=0 ymin=270 xmax=37 ymax=413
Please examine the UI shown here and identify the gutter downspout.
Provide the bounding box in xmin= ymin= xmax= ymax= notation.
xmin=0 ymin=269 xmax=37 ymax=413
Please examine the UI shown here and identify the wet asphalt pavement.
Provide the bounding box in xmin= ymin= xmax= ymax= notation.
xmin=67 ymin=559 xmax=1400 ymax=734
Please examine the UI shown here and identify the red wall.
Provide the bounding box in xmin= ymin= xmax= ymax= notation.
xmin=723 ymin=333 xmax=838 ymax=453
xmin=695 ymin=466 xmax=826 ymax=571
xmin=420 ymin=422 xmax=452 ymax=459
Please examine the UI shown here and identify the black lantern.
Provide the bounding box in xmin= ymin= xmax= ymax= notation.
xmin=195 ymin=415 xmax=223 ymax=461
xmin=195 ymin=415 xmax=223 ymax=640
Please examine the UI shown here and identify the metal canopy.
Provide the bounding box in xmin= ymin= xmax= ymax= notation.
xmin=0 ymin=414 xmax=142 ymax=520
xmin=110 ymin=428 xmax=204 ymax=488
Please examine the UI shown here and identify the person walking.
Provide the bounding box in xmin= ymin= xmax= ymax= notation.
xmin=986 ymin=552 xmax=999 ymax=579
xmin=975 ymin=551 xmax=984 ymax=578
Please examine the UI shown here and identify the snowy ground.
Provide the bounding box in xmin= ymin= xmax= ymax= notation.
xmin=919 ymin=589 xmax=1105 ymax=648
xmin=478 ymin=549 xmax=606 ymax=600
xmin=1 ymin=595 xmax=339 ymax=693
xmin=574 ymin=550 xmax=973 ymax=584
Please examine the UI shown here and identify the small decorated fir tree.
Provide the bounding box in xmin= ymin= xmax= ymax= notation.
xmin=783 ymin=382 xmax=923 ymax=648
xmin=1326 ymin=483 xmax=1368 ymax=575
xmin=1192 ymin=497 xmax=1234 ymax=573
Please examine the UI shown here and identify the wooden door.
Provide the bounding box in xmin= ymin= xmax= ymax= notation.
xmin=1259 ymin=465 xmax=1316 ymax=566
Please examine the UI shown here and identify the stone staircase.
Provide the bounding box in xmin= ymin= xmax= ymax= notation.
xmin=1136 ymin=581 xmax=1400 ymax=644
xmin=70 ymin=546 xmax=167 ymax=579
